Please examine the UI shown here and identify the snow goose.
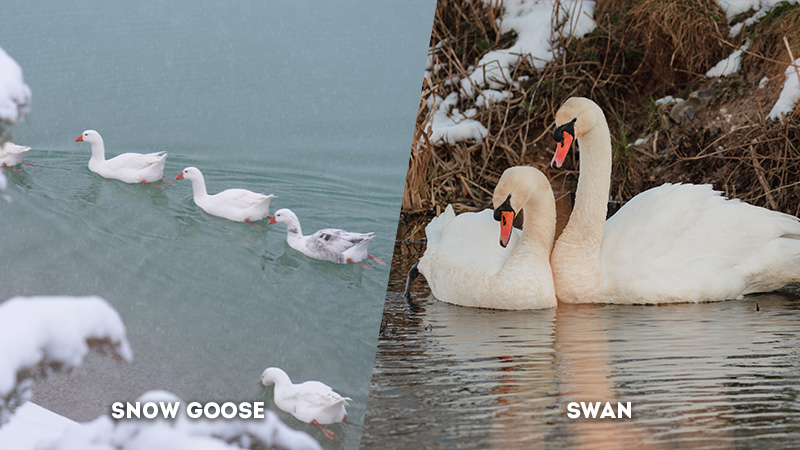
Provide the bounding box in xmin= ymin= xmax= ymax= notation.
xmin=268 ymin=208 xmax=384 ymax=267
xmin=550 ymin=97 xmax=800 ymax=304
xmin=414 ymin=166 xmax=557 ymax=309
xmin=74 ymin=130 xmax=168 ymax=185
xmin=175 ymin=166 xmax=274 ymax=227
xmin=261 ymin=367 xmax=351 ymax=440
xmin=0 ymin=141 xmax=31 ymax=172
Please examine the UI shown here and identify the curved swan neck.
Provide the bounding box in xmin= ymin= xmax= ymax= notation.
xmin=516 ymin=188 xmax=557 ymax=254
xmin=562 ymin=116 xmax=612 ymax=248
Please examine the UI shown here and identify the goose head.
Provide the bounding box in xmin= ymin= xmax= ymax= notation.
xmin=74 ymin=129 xmax=103 ymax=145
xmin=551 ymin=97 xmax=603 ymax=168
xmin=267 ymin=208 xmax=298 ymax=226
xmin=492 ymin=166 xmax=549 ymax=248
xmin=175 ymin=166 xmax=203 ymax=181
xmin=261 ymin=367 xmax=290 ymax=387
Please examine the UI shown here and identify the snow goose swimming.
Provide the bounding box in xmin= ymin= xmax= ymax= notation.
xmin=268 ymin=208 xmax=385 ymax=267
xmin=74 ymin=130 xmax=168 ymax=185
xmin=175 ymin=166 xmax=274 ymax=228
xmin=413 ymin=166 xmax=557 ymax=310
xmin=0 ymin=141 xmax=31 ymax=172
xmin=261 ymin=367 xmax=351 ymax=440
xmin=549 ymin=97 xmax=800 ymax=304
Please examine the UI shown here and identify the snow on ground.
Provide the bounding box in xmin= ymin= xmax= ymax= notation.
xmin=0 ymin=296 xmax=133 ymax=424
xmin=427 ymin=0 xmax=596 ymax=144
xmin=0 ymin=402 xmax=81 ymax=450
xmin=767 ymin=57 xmax=800 ymax=120
xmin=716 ymin=1 xmax=800 ymax=37
xmin=655 ymin=96 xmax=684 ymax=105
xmin=0 ymin=47 xmax=31 ymax=125
xmin=706 ymin=41 xmax=750 ymax=77
xmin=37 ymin=390 xmax=322 ymax=450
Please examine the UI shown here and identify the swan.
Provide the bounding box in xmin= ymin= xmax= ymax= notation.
xmin=0 ymin=141 xmax=31 ymax=169
xmin=550 ymin=97 xmax=800 ymax=304
xmin=74 ymin=130 xmax=167 ymax=184
xmin=268 ymin=208 xmax=384 ymax=267
xmin=175 ymin=166 xmax=274 ymax=226
xmin=261 ymin=367 xmax=351 ymax=440
xmin=416 ymin=166 xmax=557 ymax=310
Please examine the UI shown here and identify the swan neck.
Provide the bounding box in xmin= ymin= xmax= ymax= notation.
xmin=570 ymin=122 xmax=612 ymax=245
xmin=517 ymin=189 xmax=556 ymax=254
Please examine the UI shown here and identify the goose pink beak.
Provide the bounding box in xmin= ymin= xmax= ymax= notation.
xmin=551 ymin=132 xmax=574 ymax=168
xmin=74 ymin=135 xmax=83 ymax=142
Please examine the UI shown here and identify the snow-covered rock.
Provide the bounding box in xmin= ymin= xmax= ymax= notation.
xmin=0 ymin=47 xmax=31 ymax=125
xmin=0 ymin=296 xmax=132 ymax=424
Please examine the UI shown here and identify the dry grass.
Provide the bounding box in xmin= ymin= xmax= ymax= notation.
xmin=401 ymin=0 xmax=800 ymax=222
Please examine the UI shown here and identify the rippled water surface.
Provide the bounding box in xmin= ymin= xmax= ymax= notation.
xmin=0 ymin=1 xmax=435 ymax=448
xmin=363 ymin=238 xmax=800 ymax=449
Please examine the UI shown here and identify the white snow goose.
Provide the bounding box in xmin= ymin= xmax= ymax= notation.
xmin=0 ymin=141 xmax=31 ymax=172
xmin=261 ymin=367 xmax=351 ymax=440
xmin=74 ymin=130 xmax=168 ymax=186
xmin=268 ymin=208 xmax=385 ymax=267
xmin=175 ymin=166 xmax=274 ymax=228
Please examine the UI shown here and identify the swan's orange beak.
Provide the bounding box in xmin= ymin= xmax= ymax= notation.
xmin=175 ymin=172 xmax=184 ymax=180
xmin=552 ymin=131 xmax=573 ymax=168
xmin=74 ymin=135 xmax=83 ymax=142
xmin=499 ymin=210 xmax=514 ymax=248
xmin=267 ymin=216 xmax=276 ymax=225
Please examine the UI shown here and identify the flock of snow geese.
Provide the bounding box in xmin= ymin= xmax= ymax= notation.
xmin=2 ymin=128 xmax=384 ymax=440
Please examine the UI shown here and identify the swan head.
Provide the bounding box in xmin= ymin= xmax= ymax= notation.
xmin=261 ymin=367 xmax=290 ymax=387
xmin=492 ymin=166 xmax=549 ymax=248
xmin=551 ymin=97 xmax=603 ymax=168
xmin=176 ymin=166 xmax=203 ymax=181
xmin=74 ymin=129 xmax=103 ymax=145
xmin=267 ymin=208 xmax=298 ymax=226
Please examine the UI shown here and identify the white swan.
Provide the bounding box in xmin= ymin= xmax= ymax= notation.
xmin=0 ymin=141 xmax=30 ymax=168
xmin=74 ymin=130 xmax=167 ymax=184
xmin=550 ymin=97 xmax=800 ymax=304
xmin=261 ymin=367 xmax=351 ymax=440
xmin=268 ymin=208 xmax=384 ymax=266
xmin=417 ymin=166 xmax=557 ymax=310
xmin=175 ymin=166 xmax=274 ymax=225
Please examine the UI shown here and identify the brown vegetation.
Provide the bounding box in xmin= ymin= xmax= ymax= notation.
xmin=402 ymin=0 xmax=800 ymax=238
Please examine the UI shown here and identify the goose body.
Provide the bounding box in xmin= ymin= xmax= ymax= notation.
xmin=269 ymin=208 xmax=376 ymax=264
xmin=176 ymin=167 xmax=273 ymax=222
xmin=417 ymin=166 xmax=557 ymax=310
xmin=75 ymin=130 xmax=166 ymax=183
xmin=0 ymin=141 xmax=30 ymax=167
xmin=550 ymin=97 xmax=800 ymax=304
xmin=261 ymin=367 xmax=350 ymax=440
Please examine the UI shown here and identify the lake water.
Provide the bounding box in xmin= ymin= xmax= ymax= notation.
xmin=0 ymin=1 xmax=435 ymax=448
xmin=363 ymin=235 xmax=800 ymax=449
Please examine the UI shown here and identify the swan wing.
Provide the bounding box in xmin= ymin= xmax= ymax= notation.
xmin=602 ymin=183 xmax=800 ymax=300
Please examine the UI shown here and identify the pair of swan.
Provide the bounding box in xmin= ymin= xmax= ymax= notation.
xmin=418 ymin=97 xmax=800 ymax=308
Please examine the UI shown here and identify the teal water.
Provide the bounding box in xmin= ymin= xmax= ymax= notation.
xmin=0 ymin=1 xmax=435 ymax=448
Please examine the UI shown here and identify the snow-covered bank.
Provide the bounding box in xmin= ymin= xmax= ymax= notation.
xmin=0 ymin=296 xmax=132 ymax=424
xmin=426 ymin=0 xmax=596 ymax=144
xmin=0 ymin=47 xmax=31 ymax=125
